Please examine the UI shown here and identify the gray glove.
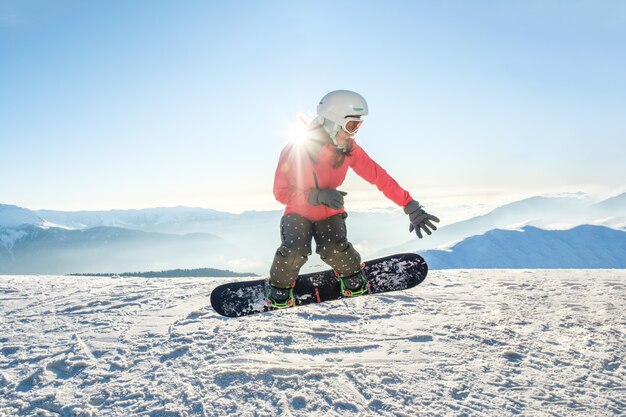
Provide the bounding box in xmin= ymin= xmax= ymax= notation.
xmin=404 ymin=200 xmax=440 ymax=239
xmin=309 ymin=189 xmax=348 ymax=210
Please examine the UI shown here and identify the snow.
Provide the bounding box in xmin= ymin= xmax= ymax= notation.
xmin=0 ymin=229 xmax=27 ymax=253
xmin=4 ymin=194 xmax=626 ymax=274
xmin=39 ymin=221 xmax=75 ymax=230
xmin=423 ymin=225 xmax=626 ymax=269
xmin=1 ymin=271 xmax=624 ymax=416
xmin=0 ymin=205 xmax=44 ymax=228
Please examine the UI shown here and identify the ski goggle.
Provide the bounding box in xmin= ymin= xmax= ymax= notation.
xmin=342 ymin=117 xmax=363 ymax=134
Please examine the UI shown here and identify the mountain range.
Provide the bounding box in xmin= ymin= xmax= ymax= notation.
xmin=423 ymin=225 xmax=626 ymax=269
xmin=381 ymin=192 xmax=626 ymax=255
xmin=1 ymin=192 xmax=625 ymax=274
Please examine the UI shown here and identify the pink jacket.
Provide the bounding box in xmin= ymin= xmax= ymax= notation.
xmin=273 ymin=125 xmax=413 ymax=221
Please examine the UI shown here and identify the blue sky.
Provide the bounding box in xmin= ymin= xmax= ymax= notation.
xmin=1 ymin=1 xmax=625 ymax=216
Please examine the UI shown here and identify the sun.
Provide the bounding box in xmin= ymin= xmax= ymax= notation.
xmin=286 ymin=112 xmax=311 ymax=144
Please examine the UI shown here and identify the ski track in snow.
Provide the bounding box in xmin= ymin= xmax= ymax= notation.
xmin=0 ymin=271 xmax=624 ymax=416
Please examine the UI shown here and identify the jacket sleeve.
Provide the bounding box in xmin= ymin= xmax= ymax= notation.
xmin=348 ymin=142 xmax=413 ymax=208
xmin=273 ymin=145 xmax=310 ymax=207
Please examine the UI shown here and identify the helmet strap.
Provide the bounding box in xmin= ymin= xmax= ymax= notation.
xmin=321 ymin=118 xmax=342 ymax=148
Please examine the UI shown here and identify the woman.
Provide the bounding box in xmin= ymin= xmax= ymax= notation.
xmin=268 ymin=90 xmax=439 ymax=308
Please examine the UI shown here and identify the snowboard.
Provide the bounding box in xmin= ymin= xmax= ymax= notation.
xmin=210 ymin=252 xmax=428 ymax=318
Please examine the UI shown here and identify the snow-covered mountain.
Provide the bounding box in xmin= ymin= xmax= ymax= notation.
xmin=0 ymin=205 xmax=46 ymax=228
xmin=422 ymin=225 xmax=626 ymax=269
xmin=35 ymin=207 xmax=237 ymax=233
xmin=0 ymin=206 xmax=407 ymax=275
xmin=381 ymin=193 xmax=626 ymax=255
xmin=0 ymin=225 xmax=226 ymax=275
xmin=1 ymin=192 xmax=625 ymax=274
xmin=592 ymin=191 xmax=626 ymax=214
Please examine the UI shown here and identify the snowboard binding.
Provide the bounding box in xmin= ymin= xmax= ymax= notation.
xmin=337 ymin=265 xmax=370 ymax=298
xmin=265 ymin=282 xmax=296 ymax=309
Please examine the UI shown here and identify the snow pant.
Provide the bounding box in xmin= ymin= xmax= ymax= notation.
xmin=269 ymin=213 xmax=362 ymax=288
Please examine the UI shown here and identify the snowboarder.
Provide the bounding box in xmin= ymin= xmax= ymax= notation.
xmin=267 ymin=90 xmax=439 ymax=308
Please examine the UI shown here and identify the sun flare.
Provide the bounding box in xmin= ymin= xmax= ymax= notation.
xmin=287 ymin=112 xmax=311 ymax=144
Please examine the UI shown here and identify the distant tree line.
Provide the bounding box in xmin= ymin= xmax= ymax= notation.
xmin=68 ymin=267 xmax=258 ymax=278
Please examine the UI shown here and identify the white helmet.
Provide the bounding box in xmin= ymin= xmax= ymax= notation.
xmin=316 ymin=90 xmax=368 ymax=141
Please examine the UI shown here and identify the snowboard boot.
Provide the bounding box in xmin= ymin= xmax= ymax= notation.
xmin=266 ymin=283 xmax=295 ymax=308
xmin=338 ymin=265 xmax=370 ymax=297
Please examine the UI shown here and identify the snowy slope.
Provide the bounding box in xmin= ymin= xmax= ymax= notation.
xmin=1 ymin=271 xmax=624 ymax=416
xmin=422 ymin=225 xmax=626 ymax=269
